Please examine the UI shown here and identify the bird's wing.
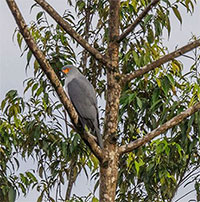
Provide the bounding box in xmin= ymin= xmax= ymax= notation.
xmin=67 ymin=77 xmax=98 ymax=122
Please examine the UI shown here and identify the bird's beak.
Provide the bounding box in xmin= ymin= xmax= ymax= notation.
xmin=62 ymin=67 xmax=70 ymax=74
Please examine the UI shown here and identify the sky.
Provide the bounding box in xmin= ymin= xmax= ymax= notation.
xmin=0 ymin=0 xmax=200 ymax=202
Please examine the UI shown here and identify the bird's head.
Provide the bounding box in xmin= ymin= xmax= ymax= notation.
xmin=62 ymin=65 xmax=74 ymax=75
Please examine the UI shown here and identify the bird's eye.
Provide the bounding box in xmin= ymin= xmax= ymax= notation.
xmin=62 ymin=68 xmax=70 ymax=74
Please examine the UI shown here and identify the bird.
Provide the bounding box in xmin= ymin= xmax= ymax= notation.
xmin=62 ymin=65 xmax=103 ymax=149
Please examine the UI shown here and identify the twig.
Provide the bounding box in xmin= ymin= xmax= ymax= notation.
xmin=118 ymin=0 xmax=160 ymax=42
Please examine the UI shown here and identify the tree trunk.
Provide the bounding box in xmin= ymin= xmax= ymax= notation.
xmin=100 ymin=144 xmax=119 ymax=202
xmin=99 ymin=0 xmax=121 ymax=201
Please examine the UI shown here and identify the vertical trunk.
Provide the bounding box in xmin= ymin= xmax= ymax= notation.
xmin=100 ymin=144 xmax=119 ymax=202
xmin=100 ymin=1 xmax=121 ymax=202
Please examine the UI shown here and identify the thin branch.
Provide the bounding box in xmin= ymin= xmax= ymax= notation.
xmin=119 ymin=102 xmax=200 ymax=155
xmin=121 ymin=39 xmax=200 ymax=83
xmin=34 ymin=0 xmax=111 ymax=68
xmin=65 ymin=160 xmax=78 ymax=200
xmin=6 ymin=0 xmax=103 ymax=161
xmin=117 ymin=0 xmax=160 ymax=42
xmin=174 ymin=189 xmax=196 ymax=202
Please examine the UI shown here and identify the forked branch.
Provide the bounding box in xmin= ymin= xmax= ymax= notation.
xmin=121 ymin=39 xmax=200 ymax=83
xmin=118 ymin=0 xmax=160 ymax=42
xmin=6 ymin=0 xmax=103 ymax=161
xmin=34 ymin=0 xmax=111 ymax=68
xmin=119 ymin=102 xmax=200 ymax=155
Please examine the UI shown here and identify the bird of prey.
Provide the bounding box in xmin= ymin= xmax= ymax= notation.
xmin=62 ymin=65 xmax=103 ymax=149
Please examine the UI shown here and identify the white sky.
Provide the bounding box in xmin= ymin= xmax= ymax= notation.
xmin=0 ymin=0 xmax=200 ymax=202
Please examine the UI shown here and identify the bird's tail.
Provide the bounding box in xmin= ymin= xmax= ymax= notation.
xmin=94 ymin=126 xmax=104 ymax=149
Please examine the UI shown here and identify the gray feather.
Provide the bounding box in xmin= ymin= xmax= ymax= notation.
xmin=64 ymin=68 xmax=103 ymax=148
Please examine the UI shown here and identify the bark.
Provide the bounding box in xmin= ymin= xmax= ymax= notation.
xmin=100 ymin=145 xmax=119 ymax=202
xmin=119 ymin=102 xmax=200 ymax=154
xmin=121 ymin=39 xmax=200 ymax=83
xmin=34 ymin=0 xmax=112 ymax=68
xmin=6 ymin=0 xmax=103 ymax=161
xmin=81 ymin=0 xmax=92 ymax=74
xmin=65 ymin=160 xmax=79 ymax=201
xmin=100 ymin=1 xmax=121 ymax=201
xmin=117 ymin=0 xmax=160 ymax=42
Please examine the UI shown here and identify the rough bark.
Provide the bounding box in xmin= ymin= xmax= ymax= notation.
xmin=121 ymin=39 xmax=200 ymax=83
xmin=34 ymin=0 xmax=112 ymax=68
xmin=81 ymin=0 xmax=92 ymax=74
xmin=117 ymin=0 xmax=160 ymax=42
xmin=100 ymin=145 xmax=119 ymax=202
xmin=119 ymin=102 xmax=200 ymax=154
xmin=6 ymin=0 xmax=103 ymax=161
xmin=100 ymin=1 xmax=121 ymax=201
xmin=65 ymin=160 xmax=79 ymax=201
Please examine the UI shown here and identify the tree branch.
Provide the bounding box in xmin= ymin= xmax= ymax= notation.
xmin=65 ymin=160 xmax=79 ymax=200
xmin=34 ymin=0 xmax=111 ymax=68
xmin=119 ymin=102 xmax=200 ymax=155
xmin=6 ymin=0 xmax=103 ymax=161
xmin=117 ymin=0 xmax=160 ymax=42
xmin=121 ymin=39 xmax=200 ymax=83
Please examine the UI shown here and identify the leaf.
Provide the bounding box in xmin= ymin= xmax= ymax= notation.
xmin=26 ymin=171 xmax=37 ymax=182
xmin=17 ymin=32 xmax=23 ymax=50
xmin=172 ymin=6 xmax=182 ymax=24
xmin=134 ymin=158 xmax=144 ymax=176
xmin=136 ymin=96 xmax=142 ymax=109
xmin=26 ymin=50 xmax=33 ymax=67
xmin=92 ymin=197 xmax=99 ymax=202
xmin=36 ymin=11 xmax=44 ymax=21
xmin=32 ymin=83 xmax=39 ymax=95
xmin=36 ymin=86 xmax=43 ymax=97
xmin=166 ymin=73 xmax=175 ymax=86
xmin=144 ymin=14 xmax=153 ymax=26
xmin=8 ymin=187 xmax=16 ymax=202
xmin=132 ymin=51 xmax=140 ymax=66
xmin=147 ymin=28 xmax=154 ymax=44
xmin=37 ymin=194 xmax=43 ymax=202
xmin=6 ymin=90 xmax=17 ymax=99
xmin=161 ymin=76 xmax=171 ymax=96
xmin=39 ymin=166 xmax=43 ymax=178
xmin=1 ymin=99 xmax=6 ymax=111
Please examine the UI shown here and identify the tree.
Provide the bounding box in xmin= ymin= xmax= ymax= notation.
xmin=1 ymin=0 xmax=200 ymax=201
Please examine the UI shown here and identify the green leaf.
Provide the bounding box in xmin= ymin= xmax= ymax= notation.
xmin=147 ymin=28 xmax=154 ymax=44
xmin=8 ymin=187 xmax=16 ymax=202
xmin=26 ymin=172 xmax=37 ymax=182
xmin=144 ymin=14 xmax=153 ymax=26
xmin=166 ymin=74 xmax=175 ymax=86
xmin=37 ymin=194 xmax=43 ymax=202
xmin=17 ymin=32 xmax=23 ymax=50
xmin=172 ymin=6 xmax=182 ymax=24
xmin=136 ymin=96 xmax=142 ymax=109
xmin=161 ymin=76 xmax=171 ymax=96
xmin=32 ymin=83 xmax=39 ymax=95
xmin=6 ymin=90 xmax=17 ymax=99
xmin=92 ymin=197 xmax=99 ymax=202
xmin=36 ymin=11 xmax=44 ymax=21
xmin=132 ymin=51 xmax=140 ymax=66
xmin=36 ymin=86 xmax=43 ymax=97
xmin=1 ymin=99 xmax=6 ymax=111
xmin=134 ymin=158 xmax=144 ymax=176
xmin=26 ymin=50 xmax=33 ymax=66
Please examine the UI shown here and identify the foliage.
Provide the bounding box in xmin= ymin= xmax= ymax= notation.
xmin=1 ymin=0 xmax=200 ymax=201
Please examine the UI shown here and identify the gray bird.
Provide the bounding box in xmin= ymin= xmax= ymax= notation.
xmin=62 ymin=65 xmax=103 ymax=148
